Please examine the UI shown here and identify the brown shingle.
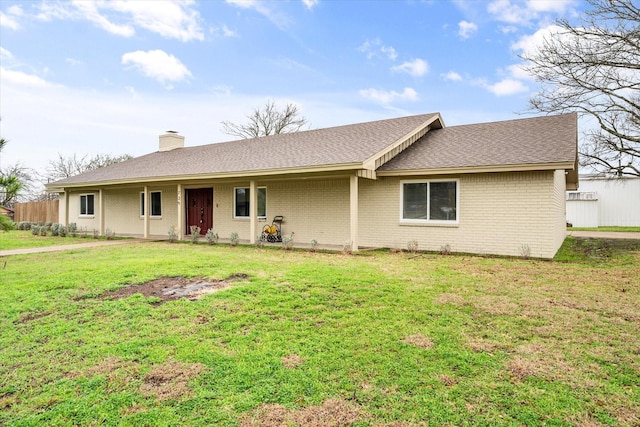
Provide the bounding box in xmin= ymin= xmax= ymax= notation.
xmin=52 ymin=113 xmax=439 ymax=185
xmin=379 ymin=113 xmax=577 ymax=171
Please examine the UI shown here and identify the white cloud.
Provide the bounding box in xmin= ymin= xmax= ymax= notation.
xmin=221 ymin=24 xmax=236 ymax=37
xmin=122 ymin=50 xmax=192 ymax=89
xmin=442 ymin=71 xmax=463 ymax=81
xmin=391 ymin=59 xmax=429 ymax=77
xmin=484 ymin=78 xmax=528 ymax=96
xmin=527 ymin=0 xmax=576 ymax=13
xmin=359 ymin=87 xmax=419 ymax=104
xmin=65 ymin=57 xmax=83 ymax=67
xmin=0 ymin=10 xmax=20 ymax=30
xmin=487 ymin=0 xmax=535 ymax=25
xmin=225 ymin=0 xmax=291 ymax=31
xmin=0 ymin=47 xmax=14 ymax=61
xmin=34 ymin=0 xmax=204 ymax=41
xmin=488 ymin=0 xmax=576 ymax=25
xmin=107 ymin=1 xmax=205 ymax=42
xmin=302 ymin=0 xmax=319 ymax=9
xmin=358 ymin=38 xmax=397 ymax=61
xmin=511 ymin=24 xmax=563 ymax=57
xmin=458 ymin=20 xmax=478 ymax=39
xmin=0 ymin=67 xmax=52 ymax=88
xmin=506 ymin=63 xmax=532 ymax=81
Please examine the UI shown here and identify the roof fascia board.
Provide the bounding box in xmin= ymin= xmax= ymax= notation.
xmin=46 ymin=162 xmax=364 ymax=190
xmin=377 ymin=161 xmax=576 ymax=177
xmin=363 ymin=113 xmax=444 ymax=171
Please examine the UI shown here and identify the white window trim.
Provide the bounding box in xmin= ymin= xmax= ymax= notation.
xmin=233 ymin=186 xmax=267 ymax=219
xmin=79 ymin=193 xmax=96 ymax=217
xmin=139 ymin=192 xmax=145 ymax=218
xmin=399 ymin=178 xmax=460 ymax=225
xmin=150 ymin=191 xmax=162 ymax=218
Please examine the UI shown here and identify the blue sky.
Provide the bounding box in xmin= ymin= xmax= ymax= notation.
xmin=0 ymin=0 xmax=584 ymax=177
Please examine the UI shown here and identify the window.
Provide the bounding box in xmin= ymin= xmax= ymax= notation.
xmin=140 ymin=191 xmax=162 ymax=217
xmin=234 ymin=187 xmax=266 ymax=218
xmin=80 ymin=194 xmax=95 ymax=216
xmin=401 ymin=180 xmax=458 ymax=223
xmin=150 ymin=191 xmax=162 ymax=217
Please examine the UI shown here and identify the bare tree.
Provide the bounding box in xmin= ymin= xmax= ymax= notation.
xmin=46 ymin=153 xmax=133 ymax=182
xmin=521 ymin=0 xmax=639 ymax=177
xmin=221 ymin=100 xmax=309 ymax=139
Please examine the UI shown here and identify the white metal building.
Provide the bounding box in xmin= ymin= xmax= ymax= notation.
xmin=567 ymin=176 xmax=640 ymax=227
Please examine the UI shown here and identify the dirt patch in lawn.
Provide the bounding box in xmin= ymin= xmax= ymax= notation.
xmin=100 ymin=274 xmax=249 ymax=304
xmin=140 ymin=361 xmax=205 ymax=400
xmin=240 ymin=398 xmax=361 ymax=427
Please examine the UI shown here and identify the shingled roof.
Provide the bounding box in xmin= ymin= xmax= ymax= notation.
xmin=48 ymin=112 xmax=578 ymax=189
xmin=380 ymin=113 xmax=577 ymax=172
xmin=51 ymin=113 xmax=441 ymax=187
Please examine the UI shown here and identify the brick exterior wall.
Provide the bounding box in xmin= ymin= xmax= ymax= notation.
xmin=61 ymin=170 xmax=567 ymax=257
xmin=359 ymin=170 xmax=565 ymax=258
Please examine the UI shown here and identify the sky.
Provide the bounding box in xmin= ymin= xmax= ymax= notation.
xmin=0 ymin=0 xmax=586 ymax=181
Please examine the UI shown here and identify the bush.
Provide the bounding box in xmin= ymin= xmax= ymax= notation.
xmin=31 ymin=226 xmax=40 ymax=236
xmin=68 ymin=223 xmax=78 ymax=237
xmin=282 ymin=233 xmax=295 ymax=250
xmin=205 ymin=229 xmax=218 ymax=245
xmin=407 ymin=239 xmax=419 ymax=253
xmin=58 ymin=225 xmax=67 ymax=237
xmin=105 ymin=228 xmax=115 ymax=240
xmin=17 ymin=221 xmax=31 ymax=230
xmin=189 ymin=225 xmax=201 ymax=244
xmin=39 ymin=226 xmax=47 ymax=236
xmin=0 ymin=215 xmax=15 ymax=231
xmin=168 ymin=226 xmax=178 ymax=243
xmin=230 ymin=232 xmax=239 ymax=247
xmin=51 ymin=223 xmax=60 ymax=236
xmin=310 ymin=239 xmax=318 ymax=252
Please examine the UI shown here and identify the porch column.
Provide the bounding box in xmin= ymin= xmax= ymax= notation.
xmin=99 ymin=189 xmax=105 ymax=236
xmin=143 ymin=186 xmax=149 ymax=239
xmin=249 ymin=180 xmax=257 ymax=244
xmin=63 ymin=190 xmax=69 ymax=227
xmin=350 ymin=175 xmax=359 ymax=252
xmin=177 ymin=184 xmax=183 ymax=241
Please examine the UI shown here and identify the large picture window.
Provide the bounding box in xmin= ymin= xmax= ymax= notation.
xmin=401 ymin=180 xmax=458 ymax=223
xmin=79 ymin=194 xmax=95 ymax=216
xmin=234 ymin=187 xmax=266 ymax=218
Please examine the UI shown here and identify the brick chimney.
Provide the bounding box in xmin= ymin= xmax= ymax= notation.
xmin=159 ymin=130 xmax=184 ymax=152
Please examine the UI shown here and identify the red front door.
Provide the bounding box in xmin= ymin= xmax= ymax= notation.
xmin=186 ymin=188 xmax=213 ymax=234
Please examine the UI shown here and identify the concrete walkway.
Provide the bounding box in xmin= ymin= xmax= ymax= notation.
xmin=0 ymin=238 xmax=149 ymax=257
xmin=567 ymin=230 xmax=640 ymax=240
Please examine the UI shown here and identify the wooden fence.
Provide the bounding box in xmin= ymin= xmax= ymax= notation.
xmin=14 ymin=200 xmax=59 ymax=224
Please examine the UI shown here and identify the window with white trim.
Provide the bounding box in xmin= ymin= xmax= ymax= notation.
xmin=234 ymin=187 xmax=266 ymax=218
xmin=79 ymin=194 xmax=95 ymax=216
xmin=401 ymin=179 xmax=458 ymax=223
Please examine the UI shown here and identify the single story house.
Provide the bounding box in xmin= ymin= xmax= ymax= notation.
xmin=567 ymin=176 xmax=640 ymax=227
xmin=46 ymin=112 xmax=578 ymax=258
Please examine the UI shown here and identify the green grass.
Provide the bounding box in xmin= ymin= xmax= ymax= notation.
xmin=1 ymin=239 xmax=639 ymax=426
xmin=568 ymin=226 xmax=640 ymax=232
xmin=0 ymin=230 xmax=112 ymax=251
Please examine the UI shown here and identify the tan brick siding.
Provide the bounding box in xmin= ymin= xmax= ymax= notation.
xmin=61 ymin=171 xmax=567 ymax=257
xmin=211 ymin=179 xmax=349 ymax=244
xmin=359 ymin=171 xmax=565 ymax=258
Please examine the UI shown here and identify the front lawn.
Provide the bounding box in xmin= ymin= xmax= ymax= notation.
xmin=1 ymin=241 xmax=638 ymax=426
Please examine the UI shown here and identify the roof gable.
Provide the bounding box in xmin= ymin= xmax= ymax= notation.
xmin=379 ymin=113 xmax=578 ymax=174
